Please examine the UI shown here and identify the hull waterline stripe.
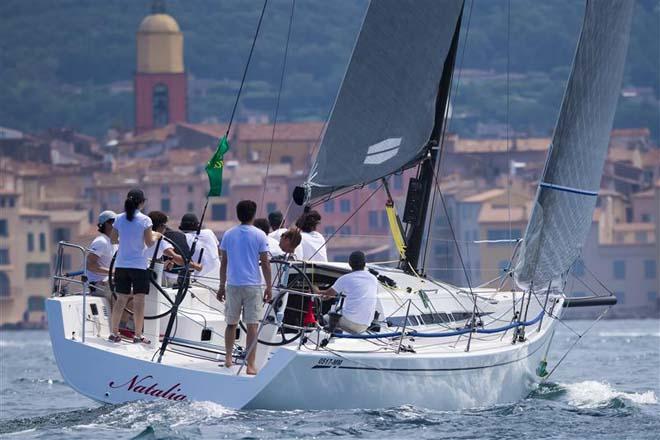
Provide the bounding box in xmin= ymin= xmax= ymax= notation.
xmin=539 ymin=182 xmax=598 ymax=196
xmin=311 ymin=342 xmax=545 ymax=372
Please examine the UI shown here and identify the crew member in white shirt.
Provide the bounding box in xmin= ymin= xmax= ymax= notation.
xmin=267 ymin=210 xmax=287 ymax=242
xmin=146 ymin=211 xmax=201 ymax=273
xmin=86 ymin=210 xmax=117 ymax=299
xmin=217 ymin=200 xmax=272 ymax=375
xmin=179 ymin=213 xmax=221 ymax=289
xmin=296 ymin=210 xmax=328 ymax=262
xmin=314 ymin=251 xmax=378 ymax=334
xmin=108 ymin=189 xmax=161 ymax=344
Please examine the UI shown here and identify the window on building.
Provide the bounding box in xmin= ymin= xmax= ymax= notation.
xmin=211 ymin=204 xmax=227 ymax=221
xmin=187 ymin=202 xmax=195 ymax=213
xmin=61 ymin=254 xmax=72 ymax=271
xmin=8 ymin=197 xmax=14 ymax=208
xmin=0 ymin=272 xmax=9 ymax=297
xmin=187 ymin=185 xmax=194 ymax=193
xmin=153 ymin=83 xmax=169 ymax=128
xmin=368 ymin=211 xmax=378 ymax=228
xmin=161 ymin=198 xmax=171 ymax=213
xmin=267 ymin=203 xmax=277 ymax=214
xmin=280 ymin=156 xmax=293 ymax=164
xmin=0 ymin=249 xmax=9 ymax=265
xmin=340 ymin=226 xmax=352 ymax=236
xmin=381 ymin=210 xmax=389 ymax=228
xmin=0 ymin=198 xmax=4 ymax=208
xmin=647 ymin=291 xmax=658 ymax=303
xmin=635 ymin=231 xmax=648 ymax=243
xmin=340 ymin=200 xmax=351 ymax=213
xmin=644 ymin=260 xmax=657 ymax=279
xmin=39 ymin=233 xmax=46 ymax=252
xmin=324 ymin=201 xmax=335 ymax=213
xmin=26 ymin=263 xmax=50 ymax=278
xmin=324 ymin=226 xmax=335 ymax=236
xmin=613 ymin=260 xmax=625 ymax=280
xmin=54 ymin=228 xmax=70 ymax=243
xmin=640 ymin=213 xmax=651 ymax=222
xmin=161 ymin=184 xmax=170 ymax=195
xmin=393 ymin=174 xmax=403 ymax=190
xmin=614 ymin=291 xmax=625 ymax=304
xmin=27 ymin=233 xmax=34 ymax=252
xmin=0 ymin=219 xmax=8 ymax=237
xmin=109 ymin=191 xmax=120 ymax=204
xmin=572 ymin=259 xmax=585 ymax=277
xmin=27 ymin=295 xmax=45 ymax=312
xmin=222 ymin=179 xmax=231 ymax=196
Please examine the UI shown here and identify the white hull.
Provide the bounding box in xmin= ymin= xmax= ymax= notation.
xmin=47 ymin=289 xmax=557 ymax=410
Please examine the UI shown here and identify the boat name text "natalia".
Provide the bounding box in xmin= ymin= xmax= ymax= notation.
xmin=108 ymin=375 xmax=187 ymax=401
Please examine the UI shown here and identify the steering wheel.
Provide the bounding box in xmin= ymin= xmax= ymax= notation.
xmin=238 ymin=260 xmax=318 ymax=346
xmin=108 ymin=234 xmax=191 ymax=320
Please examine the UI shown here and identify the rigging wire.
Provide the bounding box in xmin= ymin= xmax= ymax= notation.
xmin=506 ymin=0 xmax=512 ymax=242
xmin=225 ymin=0 xmax=269 ymax=138
xmin=260 ymin=0 xmax=296 ymax=214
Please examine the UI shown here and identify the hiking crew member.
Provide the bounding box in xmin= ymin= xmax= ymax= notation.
xmin=217 ymin=200 xmax=272 ymax=375
xmin=179 ymin=213 xmax=221 ymax=289
xmin=86 ymin=210 xmax=117 ymax=299
xmin=108 ymin=189 xmax=160 ymax=344
xmin=296 ymin=210 xmax=328 ymax=262
xmin=314 ymin=251 xmax=378 ymax=334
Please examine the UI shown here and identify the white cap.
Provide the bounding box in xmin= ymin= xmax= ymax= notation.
xmin=98 ymin=210 xmax=117 ymax=225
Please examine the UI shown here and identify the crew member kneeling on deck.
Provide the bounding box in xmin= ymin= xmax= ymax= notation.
xmin=314 ymin=251 xmax=377 ymax=334
xmin=217 ymin=200 xmax=272 ymax=375
xmin=108 ymin=189 xmax=161 ymax=344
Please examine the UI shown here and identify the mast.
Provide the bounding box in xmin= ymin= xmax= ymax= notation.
xmin=402 ymin=13 xmax=462 ymax=274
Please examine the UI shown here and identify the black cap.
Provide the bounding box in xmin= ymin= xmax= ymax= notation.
xmin=127 ymin=188 xmax=146 ymax=204
xmin=348 ymin=251 xmax=366 ymax=270
xmin=179 ymin=213 xmax=200 ymax=231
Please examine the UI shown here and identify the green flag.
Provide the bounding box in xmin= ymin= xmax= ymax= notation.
xmin=205 ymin=135 xmax=230 ymax=197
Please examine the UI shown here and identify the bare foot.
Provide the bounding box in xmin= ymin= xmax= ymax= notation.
xmin=246 ymin=367 xmax=257 ymax=375
xmin=225 ymin=357 xmax=233 ymax=368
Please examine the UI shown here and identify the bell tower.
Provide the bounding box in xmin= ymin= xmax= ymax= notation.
xmin=134 ymin=0 xmax=187 ymax=134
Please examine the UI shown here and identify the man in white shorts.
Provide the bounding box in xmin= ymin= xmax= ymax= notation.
xmin=217 ymin=200 xmax=272 ymax=375
xmin=314 ymin=251 xmax=378 ymax=334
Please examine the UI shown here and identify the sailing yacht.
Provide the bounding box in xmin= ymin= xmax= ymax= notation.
xmin=46 ymin=0 xmax=633 ymax=410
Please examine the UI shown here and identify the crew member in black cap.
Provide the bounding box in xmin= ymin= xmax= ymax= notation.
xmin=314 ymin=251 xmax=378 ymax=333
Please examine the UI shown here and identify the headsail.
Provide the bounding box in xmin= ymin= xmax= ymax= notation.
xmin=514 ymin=0 xmax=634 ymax=290
xmin=295 ymin=0 xmax=464 ymax=204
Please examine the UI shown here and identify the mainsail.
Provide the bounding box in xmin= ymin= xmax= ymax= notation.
xmin=295 ymin=0 xmax=464 ymax=204
xmin=514 ymin=0 xmax=634 ymax=290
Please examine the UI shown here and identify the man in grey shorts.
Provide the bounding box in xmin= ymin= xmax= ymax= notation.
xmin=217 ymin=200 xmax=272 ymax=375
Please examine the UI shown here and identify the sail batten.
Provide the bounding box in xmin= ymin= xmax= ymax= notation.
xmin=297 ymin=0 xmax=465 ymax=204
xmin=514 ymin=0 xmax=634 ymax=290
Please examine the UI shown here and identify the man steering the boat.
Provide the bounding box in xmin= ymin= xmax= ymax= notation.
xmin=313 ymin=251 xmax=378 ymax=334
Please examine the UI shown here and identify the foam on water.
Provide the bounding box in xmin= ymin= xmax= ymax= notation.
xmin=597 ymin=331 xmax=660 ymax=338
xmin=563 ymin=380 xmax=658 ymax=408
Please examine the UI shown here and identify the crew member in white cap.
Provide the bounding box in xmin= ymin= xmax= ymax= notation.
xmin=86 ymin=210 xmax=117 ymax=300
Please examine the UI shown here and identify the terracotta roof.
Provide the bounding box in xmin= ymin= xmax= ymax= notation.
xmin=610 ymin=128 xmax=651 ymax=138
xmin=460 ymin=188 xmax=506 ymax=203
xmin=177 ymin=122 xmax=228 ymax=140
xmin=165 ymin=148 xmax=214 ymax=166
xmin=453 ymin=137 xmax=550 ymax=153
xmin=478 ymin=203 xmax=530 ymax=223
xmin=612 ymin=222 xmax=655 ymax=232
xmin=236 ymin=122 xmax=324 ymax=142
xmin=643 ymin=149 xmax=660 ymax=167
xmin=122 ymin=124 xmax=176 ymax=144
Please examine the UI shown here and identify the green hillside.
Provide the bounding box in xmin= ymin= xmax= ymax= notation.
xmin=0 ymin=0 xmax=657 ymax=140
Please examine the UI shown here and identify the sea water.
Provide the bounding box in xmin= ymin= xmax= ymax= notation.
xmin=0 ymin=319 xmax=658 ymax=439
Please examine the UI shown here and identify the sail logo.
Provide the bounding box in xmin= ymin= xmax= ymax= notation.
xmin=363 ymin=138 xmax=402 ymax=165
xmin=108 ymin=374 xmax=187 ymax=401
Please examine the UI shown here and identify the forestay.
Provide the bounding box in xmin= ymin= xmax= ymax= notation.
xmin=297 ymin=0 xmax=464 ymax=203
xmin=514 ymin=0 xmax=634 ymax=290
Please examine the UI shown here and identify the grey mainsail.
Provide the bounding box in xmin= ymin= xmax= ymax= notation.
xmin=296 ymin=0 xmax=464 ymax=204
xmin=514 ymin=0 xmax=634 ymax=290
